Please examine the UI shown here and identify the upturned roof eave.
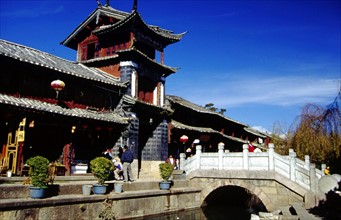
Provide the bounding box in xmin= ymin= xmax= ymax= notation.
xmin=93 ymin=11 xmax=185 ymax=44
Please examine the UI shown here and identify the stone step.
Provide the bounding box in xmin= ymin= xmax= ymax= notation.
xmin=291 ymin=202 xmax=321 ymax=220
xmin=277 ymin=205 xmax=290 ymax=215
xmin=0 ymin=176 xmax=190 ymax=199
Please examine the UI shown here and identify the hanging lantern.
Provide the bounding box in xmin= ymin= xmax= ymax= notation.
xmin=50 ymin=79 xmax=65 ymax=99
xmin=180 ymin=135 xmax=188 ymax=143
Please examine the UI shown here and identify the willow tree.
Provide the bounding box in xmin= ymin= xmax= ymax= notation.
xmin=289 ymin=91 xmax=341 ymax=167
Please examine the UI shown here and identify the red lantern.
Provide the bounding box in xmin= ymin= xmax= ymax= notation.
xmin=51 ymin=79 xmax=65 ymax=99
xmin=180 ymin=135 xmax=188 ymax=143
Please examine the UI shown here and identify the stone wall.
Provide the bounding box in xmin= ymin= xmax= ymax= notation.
xmin=0 ymin=187 xmax=202 ymax=220
xmin=187 ymin=170 xmax=307 ymax=212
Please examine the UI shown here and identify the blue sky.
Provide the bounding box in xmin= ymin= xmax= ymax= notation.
xmin=1 ymin=0 xmax=340 ymax=132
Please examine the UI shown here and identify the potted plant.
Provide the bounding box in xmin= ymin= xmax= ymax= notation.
xmin=25 ymin=155 xmax=50 ymax=198
xmin=90 ymin=157 xmax=114 ymax=194
xmin=159 ymin=162 xmax=174 ymax=190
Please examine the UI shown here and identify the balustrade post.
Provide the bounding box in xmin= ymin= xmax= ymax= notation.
xmin=196 ymin=145 xmax=202 ymax=170
xmin=321 ymin=164 xmax=326 ymax=176
xmin=179 ymin=153 xmax=185 ymax=170
xmin=289 ymin=149 xmax=297 ymax=181
xmin=309 ymin=163 xmax=317 ymax=193
xmin=243 ymin=144 xmax=249 ymax=170
xmin=268 ymin=143 xmax=274 ymax=170
xmin=304 ymin=155 xmax=310 ymax=170
xmin=218 ymin=142 xmax=224 ymax=170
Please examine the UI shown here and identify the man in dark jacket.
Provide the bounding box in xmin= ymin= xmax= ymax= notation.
xmin=121 ymin=145 xmax=134 ymax=182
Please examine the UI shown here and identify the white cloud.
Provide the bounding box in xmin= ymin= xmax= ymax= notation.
xmin=169 ymin=74 xmax=339 ymax=110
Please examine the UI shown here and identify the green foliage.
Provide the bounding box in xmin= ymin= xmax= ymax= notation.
xmin=288 ymin=92 xmax=341 ymax=168
xmin=159 ymin=162 xmax=174 ymax=182
xmin=204 ymin=103 xmax=227 ymax=115
xmin=26 ymin=156 xmax=50 ymax=188
xmin=90 ymin=157 xmax=114 ymax=185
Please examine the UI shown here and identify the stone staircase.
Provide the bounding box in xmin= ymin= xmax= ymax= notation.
xmin=277 ymin=203 xmax=321 ymax=220
xmin=0 ymin=175 xmax=191 ymax=200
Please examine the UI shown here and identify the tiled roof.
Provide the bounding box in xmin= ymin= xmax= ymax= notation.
xmin=166 ymin=95 xmax=248 ymax=126
xmin=0 ymin=93 xmax=129 ymax=124
xmin=93 ymin=10 xmax=186 ymax=42
xmin=122 ymin=95 xmax=174 ymax=113
xmin=0 ymin=39 xmax=126 ymax=87
xmin=244 ymin=127 xmax=268 ymax=138
xmin=170 ymin=120 xmax=246 ymax=143
xmin=61 ymin=6 xmax=130 ymax=47
xmin=81 ymin=48 xmax=177 ymax=75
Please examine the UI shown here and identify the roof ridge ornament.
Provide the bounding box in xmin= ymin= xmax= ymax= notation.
xmin=132 ymin=0 xmax=138 ymax=11
xmin=96 ymin=0 xmax=110 ymax=7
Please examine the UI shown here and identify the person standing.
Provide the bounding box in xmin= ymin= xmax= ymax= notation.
xmin=121 ymin=145 xmax=134 ymax=182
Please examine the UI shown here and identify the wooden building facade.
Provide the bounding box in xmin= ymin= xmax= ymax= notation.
xmin=0 ymin=2 xmax=269 ymax=178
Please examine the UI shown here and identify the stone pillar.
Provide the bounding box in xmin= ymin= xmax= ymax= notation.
xmin=243 ymin=144 xmax=249 ymax=170
xmin=196 ymin=145 xmax=202 ymax=170
xmin=120 ymin=61 xmax=138 ymax=96
xmin=289 ymin=149 xmax=297 ymax=181
xmin=218 ymin=142 xmax=224 ymax=170
xmin=321 ymin=164 xmax=326 ymax=176
xmin=160 ymin=80 xmax=165 ymax=107
xmin=153 ymin=85 xmax=158 ymax=105
xmin=268 ymin=143 xmax=274 ymax=171
xmin=180 ymin=153 xmax=186 ymax=170
xmin=309 ymin=163 xmax=317 ymax=194
xmin=304 ymin=155 xmax=310 ymax=170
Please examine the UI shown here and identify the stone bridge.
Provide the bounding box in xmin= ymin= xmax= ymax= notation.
xmin=179 ymin=143 xmax=325 ymax=211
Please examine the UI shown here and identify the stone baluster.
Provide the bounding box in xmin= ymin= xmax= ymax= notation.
xmin=243 ymin=144 xmax=249 ymax=170
xmin=218 ymin=142 xmax=224 ymax=170
xmin=304 ymin=155 xmax=310 ymax=170
xmin=309 ymin=163 xmax=317 ymax=193
xmin=321 ymin=164 xmax=326 ymax=176
xmin=268 ymin=143 xmax=274 ymax=171
xmin=196 ymin=145 xmax=202 ymax=170
xmin=179 ymin=153 xmax=185 ymax=170
xmin=289 ymin=149 xmax=297 ymax=181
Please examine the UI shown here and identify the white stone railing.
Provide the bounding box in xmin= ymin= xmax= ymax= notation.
xmin=180 ymin=143 xmax=323 ymax=193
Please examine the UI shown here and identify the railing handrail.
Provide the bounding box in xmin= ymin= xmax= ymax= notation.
xmin=180 ymin=143 xmax=323 ymax=192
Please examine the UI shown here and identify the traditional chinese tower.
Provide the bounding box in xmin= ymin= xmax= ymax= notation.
xmin=61 ymin=0 xmax=185 ymax=178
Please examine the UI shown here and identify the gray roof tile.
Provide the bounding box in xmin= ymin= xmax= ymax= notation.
xmin=0 ymin=93 xmax=128 ymax=124
xmin=0 ymin=39 xmax=126 ymax=87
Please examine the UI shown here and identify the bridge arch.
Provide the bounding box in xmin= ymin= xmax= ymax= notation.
xmin=200 ymin=179 xmax=274 ymax=211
